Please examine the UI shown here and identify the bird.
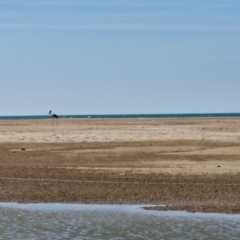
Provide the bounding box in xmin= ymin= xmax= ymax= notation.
xmin=48 ymin=110 xmax=58 ymax=125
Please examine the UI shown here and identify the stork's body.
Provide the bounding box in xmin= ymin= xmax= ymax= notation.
xmin=48 ymin=110 xmax=58 ymax=125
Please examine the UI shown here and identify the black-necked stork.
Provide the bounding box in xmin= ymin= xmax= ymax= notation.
xmin=48 ymin=110 xmax=58 ymax=125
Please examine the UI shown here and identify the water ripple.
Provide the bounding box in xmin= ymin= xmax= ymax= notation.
xmin=0 ymin=203 xmax=239 ymax=239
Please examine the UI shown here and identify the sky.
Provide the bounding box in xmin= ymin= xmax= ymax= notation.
xmin=0 ymin=0 xmax=240 ymax=115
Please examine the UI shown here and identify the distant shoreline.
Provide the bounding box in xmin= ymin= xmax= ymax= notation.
xmin=0 ymin=113 xmax=240 ymax=120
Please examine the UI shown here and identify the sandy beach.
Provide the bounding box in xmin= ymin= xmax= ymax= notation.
xmin=0 ymin=118 xmax=240 ymax=213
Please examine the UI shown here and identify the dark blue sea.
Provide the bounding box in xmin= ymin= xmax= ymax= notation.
xmin=0 ymin=113 xmax=240 ymax=120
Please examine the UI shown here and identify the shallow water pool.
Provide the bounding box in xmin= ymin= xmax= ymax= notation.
xmin=0 ymin=203 xmax=240 ymax=240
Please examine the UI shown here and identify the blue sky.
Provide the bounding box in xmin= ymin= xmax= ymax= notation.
xmin=0 ymin=0 xmax=240 ymax=115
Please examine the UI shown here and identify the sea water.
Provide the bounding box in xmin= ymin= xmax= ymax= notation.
xmin=0 ymin=203 xmax=239 ymax=240
xmin=1 ymin=113 xmax=240 ymax=120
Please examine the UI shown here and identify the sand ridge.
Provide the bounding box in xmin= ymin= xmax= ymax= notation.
xmin=0 ymin=118 xmax=240 ymax=213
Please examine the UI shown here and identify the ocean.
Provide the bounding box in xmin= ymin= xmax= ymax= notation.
xmin=0 ymin=203 xmax=240 ymax=240
xmin=0 ymin=113 xmax=240 ymax=120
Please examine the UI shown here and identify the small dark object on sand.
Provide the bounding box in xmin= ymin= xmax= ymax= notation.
xmin=21 ymin=148 xmax=25 ymax=151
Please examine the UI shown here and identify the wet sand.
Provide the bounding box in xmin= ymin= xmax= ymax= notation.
xmin=0 ymin=118 xmax=240 ymax=213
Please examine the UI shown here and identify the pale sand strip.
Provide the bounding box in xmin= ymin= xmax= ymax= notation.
xmin=1 ymin=118 xmax=240 ymax=175
xmin=0 ymin=118 xmax=240 ymax=143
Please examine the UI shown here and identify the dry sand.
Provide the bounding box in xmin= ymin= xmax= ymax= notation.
xmin=0 ymin=118 xmax=240 ymax=213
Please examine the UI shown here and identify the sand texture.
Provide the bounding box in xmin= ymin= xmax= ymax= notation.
xmin=0 ymin=118 xmax=240 ymax=213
